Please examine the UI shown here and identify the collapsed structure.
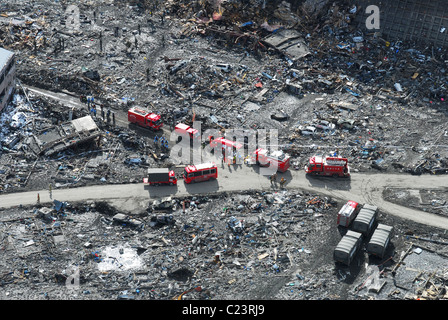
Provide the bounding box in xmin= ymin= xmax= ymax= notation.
xmin=0 ymin=0 xmax=447 ymax=302
xmin=0 ymin=47 xmax=15 ymax=113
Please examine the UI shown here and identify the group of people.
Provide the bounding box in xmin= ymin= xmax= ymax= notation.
xmin=270 ymin=173 xmax=286 ymax=189
xmin=80 ymin=95 xmax=115 ymax=125
xmin=154 ymin=135 xmax=169 ymax=150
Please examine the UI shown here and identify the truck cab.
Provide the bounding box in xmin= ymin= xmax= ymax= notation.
xmin=174 ymin=123 xmax=201 ymax=142
xmin=144 ymin=168 xmax=177 ymax=186
xmin=252 ymin=148 xmax=290 ymax=173
xmin=128 ymin=107 xmax=163 ymax=131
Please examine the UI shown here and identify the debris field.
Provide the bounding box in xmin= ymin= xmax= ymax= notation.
xmin=0 ymin=0 xmax=448 ymax=301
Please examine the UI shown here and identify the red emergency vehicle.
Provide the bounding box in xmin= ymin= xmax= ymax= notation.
xmin=337 ymin=200 xmax=360 ymax=227
xmin=252 ymin=148 xmax=290 ymax=173
xmin=183 ymin=162 xmax=218 ymax=184
xmin=128 ymin=107 xmax=163 ymax=131
xmin=305 ymin=155 xmax=350 ymax=177
xmin=175 ymin=123 xmax=200 ymax=142
xmin=210 ymin=137 xmax=243 ymax=163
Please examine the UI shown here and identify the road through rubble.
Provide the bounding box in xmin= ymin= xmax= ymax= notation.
xmin=1 ymin=164 xmax=447 ymax=230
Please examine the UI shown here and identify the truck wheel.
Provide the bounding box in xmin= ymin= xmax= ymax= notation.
xmin=169 ymin=182 xmax=173 ymax=186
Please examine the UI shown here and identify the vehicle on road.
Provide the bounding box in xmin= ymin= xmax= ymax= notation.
xmin=183 ymin=162 xmax=218 ymax=184
xmin=144 ymin=168 xmax=177 ymax=186
xmin=128 ymin=107 xmax=163 ymax=131
xmin=251 ymin=148 xmax=290 ymax=173
xmin=305 ymin=155 xmax=350 ymax=177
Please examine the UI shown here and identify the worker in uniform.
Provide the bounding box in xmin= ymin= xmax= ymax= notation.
xmin=159 ymin=136 xmax=165 ymax=148
xmin=270 ymin=173 xmax=277 ymax=185
xmin=280 ymin=177 xmax=286 ymax=189
xmin=154 ymin=135 xmax=159 ymax=147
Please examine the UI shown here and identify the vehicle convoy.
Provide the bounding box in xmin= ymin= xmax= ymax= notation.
xmin=144 ymin=168 xmax=177 ymax=186
xmin=183 ymin=162 xmax=218 ymax=184
xmin=337 ymin=200 xmax=360 ymax=227
xmin=174 ymin=123 xmax=200 ymax=143
xmin=305 ymin=155 xmax=350 ymax=177
xmin=128 ymin=107 xmax=163 ymax=131
xmin=251 ymin=148 xmax=290 ymax=173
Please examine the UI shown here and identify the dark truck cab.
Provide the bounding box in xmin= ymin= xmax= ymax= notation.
xmin=144 ymin=168 xmax=177 ymax=186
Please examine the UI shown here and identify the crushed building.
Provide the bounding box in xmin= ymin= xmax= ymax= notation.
xmin=0 ymin=47 xmax=15 ymax=113
xmin=0 ymin=0 xmax=447 ymax=303
xmin=25 ymin=115 xmax=102 ymax=157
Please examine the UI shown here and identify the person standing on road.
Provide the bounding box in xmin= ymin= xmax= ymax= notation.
xmin=280 ymin=177 xmax=286 ymax=189
xmin=270 ymin=173 xmax=277 ymax=186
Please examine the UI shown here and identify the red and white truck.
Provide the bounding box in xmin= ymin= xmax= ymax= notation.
xmin=144 ymin=168 xmax=177 ymax=186
xmin=175 ymin=123 xmax=200 ymax=142
xmin=252 ymin=148 xmax=290 ymax=173
xmin=128 ymin=107 xmax=163 ymax=131
xmin=305 ymin=155 xmax=350 ymax=177
xmin=183 ymin=162 xmax=218 ymax=184
xmin=337 ymin=200 xmax=360 ymax=227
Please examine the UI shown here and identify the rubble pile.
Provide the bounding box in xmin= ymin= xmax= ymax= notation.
xmin=0 ymin=0 xmax=448 ymax=302
xmin=1 ymin=0 xmax=447 ymax=178
xmin=0 ymin=191 xmax=340 ymax=299
xmin=2 ymin=189 xmax=447 ymax=300
xmin=0 ymin=91 xmax=167 ymax=193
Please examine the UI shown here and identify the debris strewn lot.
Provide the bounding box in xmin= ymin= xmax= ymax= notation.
xmin=1 ymin=0 xmax=448 ymax=301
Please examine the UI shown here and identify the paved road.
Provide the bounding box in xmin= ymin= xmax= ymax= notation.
xmin=1 ymin=163 xmax=447 ymax=230
xmin=9 ymin=85 xmax=448 ymax=230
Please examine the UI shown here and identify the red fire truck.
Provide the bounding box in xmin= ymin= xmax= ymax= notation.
xmin=183 ymin=162 xmax=218 ymax=184
xmin=128 ymin=107 xmax=163 ymax=131
xmin=251 ymin=148 xmax=290 ymax=173
xmin=175 ymin=123 xmax=200 ymax=142
xmin=210 ymin=137 xmax=243 ymax=163
xmin=305 ymin=155 xmax=350 ymax=177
